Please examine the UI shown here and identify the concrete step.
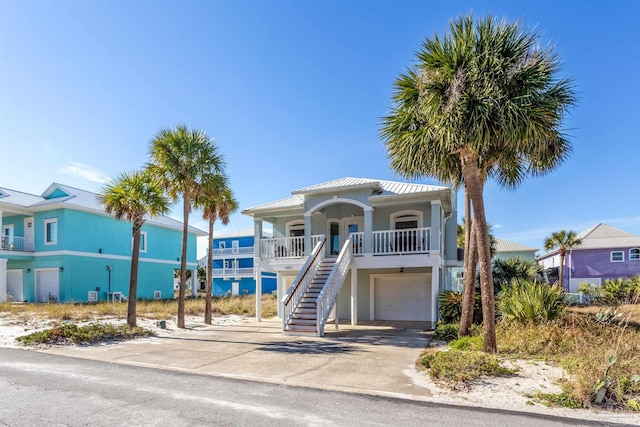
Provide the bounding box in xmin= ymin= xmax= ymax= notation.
xmin=291 ymin=313 xmax=317 ymax=320
xmin=289 ymin=318 xmax=316 ymax=325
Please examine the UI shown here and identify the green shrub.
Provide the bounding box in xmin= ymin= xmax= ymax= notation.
xmin=424 ymin=349 xmax=516 ymax=384
xmin=434 ymin=322 xmax=459 ymax=341
xmin=493 ymin=257 xmax=544 ymax=292
xmin=601 ymin=276 xmax=640 ymax=305
xmin=450 ymin=335 xmax=484 ymax=351
xmin=438 ymin=291 xmax=463 ymax=323
xmin=16 ymin=322 xmax=152 ymax=346
xmin=497 ymin=279 xmax=566 ymax=324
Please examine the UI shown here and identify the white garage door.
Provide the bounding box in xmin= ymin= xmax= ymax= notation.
xmin=374 ymin=274 xmax=431 ymax=321
xmin=7 ymin=269 xmax=23 ymax=301
xmin=36 ymin=269 xmax=59 ymax=303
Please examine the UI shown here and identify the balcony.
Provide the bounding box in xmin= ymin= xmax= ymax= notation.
xmin=259 ymin=228 xmax=432 ymax=260
xmin=211 ymin=267 xmax=254 ymax=278
xmin=1 ymin=236 xmax=34 ymax=252
xmin=211 ymin=246 xmax=254 ymax=258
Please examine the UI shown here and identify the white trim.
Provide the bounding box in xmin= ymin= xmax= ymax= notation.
xmin=285 ymin=220 xmax=305 ymax=237
xmin=369 ymin=272 xmax=430 ymax=321
xmin=304 ymin=197 xmax=372 ymax=217
xmin=610 ymin=250 xmax=624 ymax=262
xmin=390 ymin=210 xmax=423 ymax=229
xmin=629 ymin=248 xmax=640 ymax=261
xmin=31 ymin=250 xmax=199 ymax=266
xmin=44 ymin=218 xmax=58 ymax=245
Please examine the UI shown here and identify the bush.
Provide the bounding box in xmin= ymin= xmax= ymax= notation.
xmin=497 ymin=279 xmax=566 ymax=324
xmin=493 ymin=257 xmax=544 ymax=292
xmin=434 ymin=322 xmax=459 ymax=341
xmin=423 ymin=349 xmax=516 ymax=384
xmin=438 ymin=291 xmax=463 ymax=323
xmin=16 ymin=322 xmax=152 ymax=346
xmin=601 ymin=276 xmax=640 ymax=305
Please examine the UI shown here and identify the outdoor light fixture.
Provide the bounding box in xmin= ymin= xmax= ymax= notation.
xmin=26 ymin=268 xmax=31 ymax=273
xmin=59 ymin=267 xmax=64 ymax=272
xmin=98 ymin=248 xmax=102 ymax=254
xmin=399 ymin=267 xmax=404 ymax=273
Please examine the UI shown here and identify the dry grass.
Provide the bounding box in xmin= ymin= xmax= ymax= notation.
xmin=497 ymin=311 xmax=640 ymax=409
xmin=569 ymin=304 xmax=640 ymax=327
xmin=0 ymin=295 xmax=278 ymax=322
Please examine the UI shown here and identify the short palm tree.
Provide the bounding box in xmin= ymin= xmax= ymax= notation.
xmin=148 ymin=125 xmax=225 ymax=328
xmin=381 ymin=15 xmax=575 ymax=352
xmin=99 ymin=169 xmax=169 ymax=327
xmin=196 ymin=177 xmax=238 ymax=325
xmin=544 ymin=230 xmax=582 ymax=290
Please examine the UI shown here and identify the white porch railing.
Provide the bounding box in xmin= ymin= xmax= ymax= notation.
xmin=211 ymin=267 xmax=254 ymax=277
xmin=212 ymin=247 xmax=254 ymax=257
xmin=260 ymin=235 xmax=324 ymax=259
xmin=371 ymin=227 xmax=431 ymax=255
xmin=316 ymin=238 xmax=353 ymax=337
xmin=282 ymin=239 xmax=326 ymax=331
xmin=350 ymin=232 xmax=364 ymax=255
xmin=0 ymin=236 xmax=34 ymax=252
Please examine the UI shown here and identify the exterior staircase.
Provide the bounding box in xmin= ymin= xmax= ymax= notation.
xmin=284 ymin=258 xmax=336 ymax=336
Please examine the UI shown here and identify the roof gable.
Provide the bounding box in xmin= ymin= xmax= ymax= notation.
xmin=577 ymin=223 xmax=636 ymax=240
xmin=495 ymin=238 xmax=538 ymax=253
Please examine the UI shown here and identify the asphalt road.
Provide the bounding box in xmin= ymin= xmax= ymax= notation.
xmin=0 ymin=348 xmax=626 ymax=427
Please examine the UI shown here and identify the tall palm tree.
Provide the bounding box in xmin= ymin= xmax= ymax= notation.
xmin=98 ymin=169 xmax=169 ymax=327
xmin=196 ymin=178 xmax=238 ymax=325
xmin=381 ymin=15 xmax=575 ymax=352
xmin=148 ymin=125 xmax=225 ymax=328
xmin=544 ymin=230 xmax=582 ymax=291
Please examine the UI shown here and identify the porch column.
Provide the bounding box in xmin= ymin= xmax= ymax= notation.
xmin=430 ymin=200 xmax=441 ymax=253
xmin=255 ymin=269 xmax=262 ymax=322
xmin=253 ymin=219 xmax=263 ymax=259
xmin=304 ymin=214 xmax=312 ymax=256
xmin=431 ymin=267 xmax=440 ymax=325
xmin=276 ymin=273 xmax=285 ymax=318
xmin=363 ymin=208 xmax=373 ymax=254
xmin=350 ymin=267 xmax=357 ymax=325
xmin=0 ymin=258 xmax=7 ymax=302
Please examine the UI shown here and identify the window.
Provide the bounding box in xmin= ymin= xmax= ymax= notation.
xmin=44 ymin=219 xmax=57 ymax=245
xmin=287 ymin=222 xmax=305 ymax=237
xmin=630 ymin=248 xmax=640 ymax=261
xmin=219 ymin=241 xmax=226 ymax=249
xmin=140 ymin=232 xmax=147 ymax=253
xmin=611 ymin=251 xmax=624 ymax=262
xmin=390 ymin=210 xmax=422 ymax=230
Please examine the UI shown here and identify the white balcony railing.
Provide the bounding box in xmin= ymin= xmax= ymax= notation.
xmin=211 ymin=246 xmax=254 ymax=257
xmin=371 ymin=227 xmax=431 ymax=255
xmin=0 ymin=236 xmax=34 ymax=252
xmin=260 ymin=235 xmax=325 ymax=259
xmin=211 ymin=267 xmax=254 ymax=278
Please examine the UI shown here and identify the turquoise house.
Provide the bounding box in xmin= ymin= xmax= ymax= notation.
xmin=0 ymin=183 xmax=205 ymax=303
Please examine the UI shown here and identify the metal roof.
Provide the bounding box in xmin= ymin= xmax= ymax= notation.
xmin=539 ymin=223 xmax=640 ymax=258
xmin=244 ymin=177 xmax=449 ymax=215
xmin=242 ymin=195 xmax=304 ymax=214
xmin=0 ymin=183 xmax=206 ymax=236
xmin=495 ymin=238 xmax=538 ymax=253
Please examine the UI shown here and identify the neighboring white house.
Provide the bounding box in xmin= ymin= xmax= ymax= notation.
xmin=242 ymin=177 xmax=460 ymax=336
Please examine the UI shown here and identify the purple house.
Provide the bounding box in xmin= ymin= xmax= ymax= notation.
xmin=537 ymin=223 xmax=640 ymax=292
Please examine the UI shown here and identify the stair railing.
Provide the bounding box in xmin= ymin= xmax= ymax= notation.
xmin=281 ymin=238 xmax=326 ymax=331
xmin=316 ymin=238 xmax=352 ymax=336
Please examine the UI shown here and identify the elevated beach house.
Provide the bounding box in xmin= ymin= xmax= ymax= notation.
xmin=242 ymin=177 xmax=459 ymax=336
xmin=0 ymin=183 xmax=205 ymax=303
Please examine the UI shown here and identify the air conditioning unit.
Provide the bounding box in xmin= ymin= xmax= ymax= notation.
xmin=154 ymin=290 xmax=161 ymax=300
xmin=88 ymin=291 xmax=98 ymax=302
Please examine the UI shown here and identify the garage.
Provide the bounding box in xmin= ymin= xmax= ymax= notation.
xmin=36 ymin=269 xmax=59 ymax=303
xmin=372 ymin=274 xmax=431 ymax=321
xmin=7 ymin=269 xmax=23 ymax=301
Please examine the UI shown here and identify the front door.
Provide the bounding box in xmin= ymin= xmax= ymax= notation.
xmin=2 ymin=225 xmax=14 ymax=249
xmin=24 ymin=217 xmax=34 ymax=251
xmin=327 ymin=218 xmax=364 ymax=256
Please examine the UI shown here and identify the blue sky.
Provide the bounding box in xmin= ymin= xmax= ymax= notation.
xmin=1 ymin=0 xmax=639 ymax=258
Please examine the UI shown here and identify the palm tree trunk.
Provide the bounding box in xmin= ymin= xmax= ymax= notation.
xmin=205 ymin=218 xmax=214 ymax=325
xmin=460 ymin=150 xmax=497 ymax=353
xmin=178 ymin=195 xmax=190 ymax=329
xmin=460 ymin=193 xmax=478 ymax=336
xmin=128 ymin=220 xmax=142 ymax=328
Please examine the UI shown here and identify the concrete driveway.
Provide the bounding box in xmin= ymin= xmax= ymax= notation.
xmin=43 ymin=318 xmax=434 ymax=399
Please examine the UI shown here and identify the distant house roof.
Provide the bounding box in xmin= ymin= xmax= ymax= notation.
xmin=213 ymin=228 xmax=272 ymax=239
xmin=538 ymin=223 xmax=640 ymax=258
xmin=243 ymin=177 xmax=451 ymax=215
xmin=495 ymin=238 xmax=538 ymax=253
xmin=0 ymin=183 xmax=207 ymax=236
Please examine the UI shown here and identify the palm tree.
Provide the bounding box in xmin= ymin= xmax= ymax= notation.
xmin=148 ymin=125 xmax=225 ymax=328
xmin=381 ymin=15 xmax=575 ymax=352
xmin=98 ymin=169 xmax=169 ymax=327
xmin=196 ymin=178 xmax=238 ymax=325
xmin=544 ymin=230 xmax=582 ymax=291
